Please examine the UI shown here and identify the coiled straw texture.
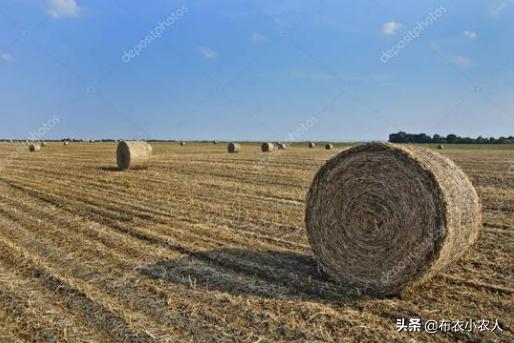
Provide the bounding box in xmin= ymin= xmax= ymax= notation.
xmin=305 ymin=142 xmax=481 ymax=296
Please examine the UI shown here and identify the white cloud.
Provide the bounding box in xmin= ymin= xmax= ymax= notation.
xmin=197 ymin=47 xmax=218 ymax=61
xmin=47 ymin=0 xmax=81 ymax=19
xmin=251 ymin=32 xmax=268 ymax=43
xmin=463 ymin=30 xmax=477 ymax=40
xmin=0 ymin=53 xmax=13 ymax=63
xmin=448 ymin=55 xmax=474 ymax=68
xmin=382 ymin=21 xmax=402 ymax=35
xmin=490 ymin=0 xmax=514 ymax=17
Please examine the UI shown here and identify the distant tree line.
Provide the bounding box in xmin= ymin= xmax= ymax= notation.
xmin=389 ymin=132 xmax=514 ymax=144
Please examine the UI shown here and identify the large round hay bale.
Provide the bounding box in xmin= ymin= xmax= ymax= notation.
xmin=305 ymin=142 xmax=481 ymax=296
xmin=308 ymin=142 xmax=316 ymax=148
xmin=438 ymin=144 xmax=444 ymax=150
xmin=261 ymin=142 xmax=275 ymax=152
xmin=277 ymin=143 xmax=287 ymax=150
xmin=29 ymin=144 xmax=41 ymax=152
xmin=227 ymin=143 xmax=240 ymax=153
xmin=213 ymin=140 xmax=218 ymax=145
xmin=63 ymin=141 xmax=69 ymax=146
xmin=116 ymin=141 xmax=152 ymax=170
xmin=180 ymin=141 xmax=186 ymax=146
xmin=40 ymin=142 xmax=48 ymax=147
xmin=325 ymin=143 xmax=333 ymax=150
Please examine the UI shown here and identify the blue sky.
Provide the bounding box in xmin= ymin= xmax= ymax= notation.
xmin=0 ymin=0 xmax=513 ymax=141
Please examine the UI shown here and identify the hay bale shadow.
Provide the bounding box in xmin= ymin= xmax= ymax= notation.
xmin=137 ymin=248 xmax=365 ymax=304
xmin=101 ymin=166 xmax=122 ymax=172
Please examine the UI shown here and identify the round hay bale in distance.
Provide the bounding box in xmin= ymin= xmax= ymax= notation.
xmin=305 ymin=142 xmax=481 ymax=296
xmin=29 ymin=144 xmax=41 ymax=152
xmin=325 ymin=143 xmax=333 ymax=150
xmin=116 ymin=141 xmax=153 ymax=170
xmin=261 ymin=142 xmax=275 ymax=152
xmin=277 ymin=143 xmax=287 ymax=150
xmin=308 ymin=142 xmax=316 ymax=148
xmin=438 ymin=144 xmax=444 ymax=150
xmin=63 ymin=141 xmax=69 ymax=146
xmin=40 ymin=142 xmax=48 ymax=147
xmin=180 ymin=141 xmax=186 ymax=146
xmin=227 ymin=143 xmax=240 ymax=153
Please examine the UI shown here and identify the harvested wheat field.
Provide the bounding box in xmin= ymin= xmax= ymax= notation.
xmin=0 ymin=142 xmax=512 ymax=342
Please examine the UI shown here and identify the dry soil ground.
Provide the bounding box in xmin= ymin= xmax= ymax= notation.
xmin=0 ymin=142 xmax=512 ymax=342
